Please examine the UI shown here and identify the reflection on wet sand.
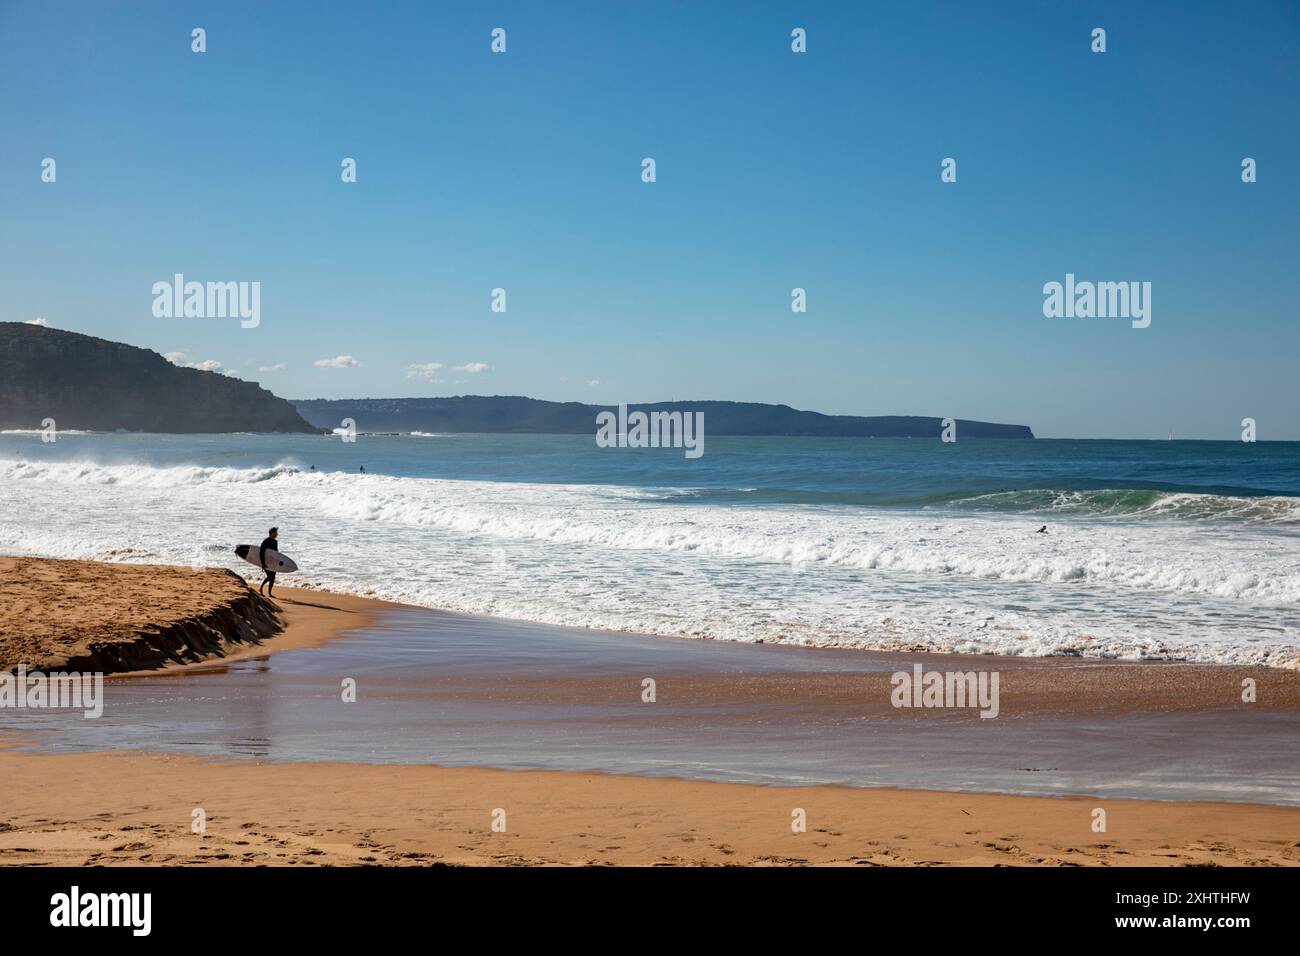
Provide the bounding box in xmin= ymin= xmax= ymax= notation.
xmin=5 ymin=607 xmax=1299 ymax=806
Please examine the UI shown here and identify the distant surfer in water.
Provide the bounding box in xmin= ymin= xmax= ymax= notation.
xmin=258 ymin=527 xmax=279 ymax=597
xmin=1036 ymin=525 xmax=1048 ymax=534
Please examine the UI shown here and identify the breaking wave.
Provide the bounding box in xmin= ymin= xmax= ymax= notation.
xmin=948 ymin=488 xmax=1300 ymax=524
xmin=2 ymin=455 xmax=1298 ymax=667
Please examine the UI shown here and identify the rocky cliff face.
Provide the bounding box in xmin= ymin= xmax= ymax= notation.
xmin=0 ymin=323 xmax=317 ymax=433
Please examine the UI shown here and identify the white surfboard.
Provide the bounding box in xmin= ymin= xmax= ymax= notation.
xmin=234 ymin=544 xmax=298 ymax=573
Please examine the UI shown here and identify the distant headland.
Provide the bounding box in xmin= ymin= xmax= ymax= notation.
xmin=0 ymin=324 xmax=1033 ymax=438
xmin=293 ymin=396 xmax=1035 ymax=439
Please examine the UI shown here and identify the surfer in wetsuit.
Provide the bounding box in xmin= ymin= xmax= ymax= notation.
xmin=258 ymin=527 xmax=279 ymax=597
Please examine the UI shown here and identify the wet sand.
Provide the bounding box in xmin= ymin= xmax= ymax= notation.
xmin=8 ymin=604 xmax=1300 ymax=806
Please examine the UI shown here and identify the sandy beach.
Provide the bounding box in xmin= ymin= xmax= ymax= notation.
xmin=3 ymin=747 xmax=1298 ymax=867
xmin=4 ymin=0 xmax=1299 ymax=903
xmin=3 ymin=558 xmax=1299 ymax=866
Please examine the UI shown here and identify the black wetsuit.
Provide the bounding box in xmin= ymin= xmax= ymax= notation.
xmin=259 ymin=537 xmax=278 ymax=588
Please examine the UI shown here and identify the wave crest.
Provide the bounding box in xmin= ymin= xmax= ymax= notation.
xmin=948 ymin=488 xmax=1300 ymax=524
xmin=0 ymin=458 xmax=299 ymax=487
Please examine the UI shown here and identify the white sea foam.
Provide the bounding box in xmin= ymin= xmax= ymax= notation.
xmin=0 ymin=459 xmax=298 ymax=487
xmin=2 ymin=457 xmax=1297 ymax=667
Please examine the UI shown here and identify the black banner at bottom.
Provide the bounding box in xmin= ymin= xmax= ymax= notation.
xmin=0 ymin=864 xmax=1291 ymax=942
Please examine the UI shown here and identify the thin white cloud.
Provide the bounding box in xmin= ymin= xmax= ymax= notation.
xmin=25 ymin=318 xmax=48 ymax=327
xmin=315 ymin=355 xmax=360 ymax=368
xmin=453 ymin=362 xmax=490 ymax=373
xmin=163 ymin=351 xmax=186 ymax=364
xmin=405 ymin=362 xmax=444 ymax=381
xmin=585 ymin=379 xmax=601 ymax=386
xmin=258 ymin=363 xmax=286 ymax=372
xmin=186 ymin=359 xmax=223 ymax=372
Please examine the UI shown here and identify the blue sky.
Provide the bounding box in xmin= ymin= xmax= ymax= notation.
xmin=1 ymin=0 xmax=1297 ymax=439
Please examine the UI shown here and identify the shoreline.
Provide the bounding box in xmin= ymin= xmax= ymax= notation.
xmin=4 ymin=556 xmax=1298 ymax=714
xmin=2 ymin=556 xmax=1298 ymax=865
xmin=4 ymin=550 xmax=1298 ymax=672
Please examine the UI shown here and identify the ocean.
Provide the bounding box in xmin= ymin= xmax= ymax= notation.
xmin=2 ymin=432 xmax=1298 ymax=667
